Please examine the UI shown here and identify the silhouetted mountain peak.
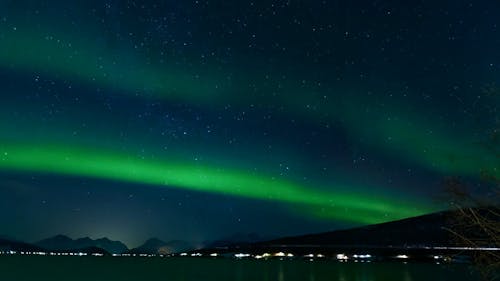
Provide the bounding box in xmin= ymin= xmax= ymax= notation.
xmin=130 ymin=238 xmax=194 ymax=254
xmin=143 ymin=238 xmax=166 ymax=246
xmin=36 ymin=235 xmax=128 ymax=254
xmin=50 ymin=234 xmax=72 ymax=241
xmin=96 ymin=237 xmax=112 ymax=242
xmin=36 ymin=235 xmax=74 ymax=250
xmin=76 ymin=237 xmax=92 ymax=243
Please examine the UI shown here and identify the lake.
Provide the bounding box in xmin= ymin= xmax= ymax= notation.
xmin=0 ymin=256 xmax=480 ymax=281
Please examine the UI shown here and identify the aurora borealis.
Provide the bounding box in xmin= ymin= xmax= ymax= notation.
xmin=0 ymin=0 xmax=498 ymax=246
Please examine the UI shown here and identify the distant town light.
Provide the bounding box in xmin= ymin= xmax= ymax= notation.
xmin=336 ymin=254 xmax=348 ymax=260
xmin=354 ymin=254 xmax=371 ymax=259
xmin=210 ymin=253 xmax=218 ymax=257
xmin=274 ymin=252 xmax=286 ymax=257
xmin=396 ymin=254 xmax=409 ymax=259
xmin=234 ymin=253 xmax=250 ymax=258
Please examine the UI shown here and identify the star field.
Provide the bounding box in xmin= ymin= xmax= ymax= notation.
xmin=0 ymin=0 xmax=498 ymax=246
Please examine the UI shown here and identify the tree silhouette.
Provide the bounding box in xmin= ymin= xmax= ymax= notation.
xmin=444 ymin=85 xmax=499 ymax=281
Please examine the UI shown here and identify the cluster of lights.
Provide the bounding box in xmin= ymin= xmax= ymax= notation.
xmin=433 ymin=246 xmax=500 ymax=251
xmin=21 ymin=251 xmax=47 ymax=256
xmin=233 ymin=252 xmax=299 ymax=259
xmin=115 ymin=253 xmax=170 ymax=258
xmin=117 ymin=253 xmax=166 ymax=257
xmin=1 ymin=249 xmax=481 ymax=263
xmin=335 ymin=253 xmax=372 ymax=261
xmin=304 ymin=253 xmax=325 ymax=258
xmin=0 ymin=251 xmax=96 ymax=256
xmin=336 ymin=254 xmax=348 ymax=260
xmin=0 ymin=251 xmax=175 ymax=258
xmin=234 ymin=253 xmax=251 ymax=258
xmin=0 ymin=250 xmax=384 ymax=261
xmin=0 ymin=250 xmax=18 ymax=255
xmin=353 ymin=254 xmax=371 ymax=259
xmin=254 ymin=253 xmax=271 ymax=259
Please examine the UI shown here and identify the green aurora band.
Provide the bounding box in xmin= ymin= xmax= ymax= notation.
xmin=0 ymin=143 xmax=434 ymax=224
xmin=0 ymin=26 xmax=497 ymax=181
xmin=0 ymin=23 xmax=494 ymax=227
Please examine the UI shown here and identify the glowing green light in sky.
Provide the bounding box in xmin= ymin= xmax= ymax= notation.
xmin=0 ymin=23 xmax=495 ymax=227
xmin=0 ymin=143 xmax=434 ymax=224
xmin=335 ymin=99 xmax=499 ymax=178
xmin=1 ymin=26 xmax=495 ymax=181
xmin=0 ymin=27 xmax=228 ymax=103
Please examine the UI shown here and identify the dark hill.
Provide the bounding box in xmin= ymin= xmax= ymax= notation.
xmin=0 ymin=238 xmax=45 ymax=252
xmin=36 ymin=235 xmax=73 ymax=250
xmin=196 ymin=209 xmax=495 ymax=257
xmin=36 ymin=235 xmax=128 ymax=254
xmin=130 ymin=238 xmax=194 ymax=254
xmin=264 ymin=211 xmax=454 ymax=248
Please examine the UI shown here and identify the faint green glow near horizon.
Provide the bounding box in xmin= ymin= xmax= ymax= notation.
xmin=0 ymin=143 xmax=435 ymax=224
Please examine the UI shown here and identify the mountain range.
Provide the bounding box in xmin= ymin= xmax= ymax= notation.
xmin=36 ymin=235 xmax=128 ymax=254
xmin=0 ymin=235 xmax=196 ymax=255
xmin=2 ymin=209 xmax=490 ymax=256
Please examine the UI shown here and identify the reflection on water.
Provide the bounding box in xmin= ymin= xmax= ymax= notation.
xmin=278 ymin=261 xmax=285 ymax=281
xmin=403 ymin=267 xmax=413 ymax=281
xmin=0 ymin=256 xmax=480 ymax=281
xmin=236 ymin=259 xmax=478 ymax=281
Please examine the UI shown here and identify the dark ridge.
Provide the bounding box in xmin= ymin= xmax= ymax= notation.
xmin=36 ymin=235 xmax=128 ymax=254
xmin=129 ymin=238 xmax=194 ymax=254
xmin=0 ymin=238 xmax=46 ymax=252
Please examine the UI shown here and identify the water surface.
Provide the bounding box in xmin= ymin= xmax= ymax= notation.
xmin=0 ymin=256 xmax=479 ymax=281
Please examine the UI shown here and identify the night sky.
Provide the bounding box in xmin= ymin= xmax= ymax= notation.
xmin=0 ymin=0 xmax=498 ymax=247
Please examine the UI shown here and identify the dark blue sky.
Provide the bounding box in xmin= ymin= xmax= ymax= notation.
xmin=0 ymin=0 xmax=498 ymax=247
